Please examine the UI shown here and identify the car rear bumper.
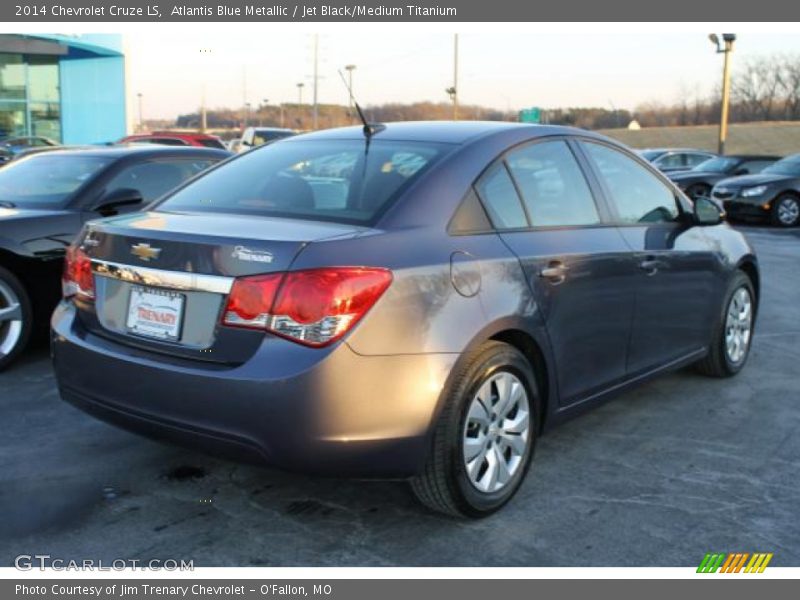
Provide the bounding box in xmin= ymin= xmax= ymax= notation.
xmin=51 ymin=301 xmax=458 ymax=478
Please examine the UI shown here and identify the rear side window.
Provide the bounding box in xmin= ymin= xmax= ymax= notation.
xmin=505 ymin=140 xmax=600 ymax=227
xmin=582 ymin=142 xmax=679 ymax=224
xmin=686 ymin=153 xmax=713 ymax=168
xmin=474 ymin=162 xmax=528 ymax=229
xmin=157 ymin=139 xmax=449 ymax=225
xmin=655 ymin=153 xmax=685 ymax=169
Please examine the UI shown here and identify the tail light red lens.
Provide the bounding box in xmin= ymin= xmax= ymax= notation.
xmin=62 ymin=246 xmax=95 ymax=301
xmin=222 ymin=267 xmax=392 ymax=347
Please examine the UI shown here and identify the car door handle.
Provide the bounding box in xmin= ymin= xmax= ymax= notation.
xmin=639 ymin=258 xmax=661 ymax=275
xmin=539 ymin=262 xmax=568 ymax=284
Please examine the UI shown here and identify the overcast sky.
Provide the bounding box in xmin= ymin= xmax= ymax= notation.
xmin=125 ymin=31 xmax=800 ymax=120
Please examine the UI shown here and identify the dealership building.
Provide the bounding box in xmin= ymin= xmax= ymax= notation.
xmin=0 ymin=34 xmax=127 ymax=144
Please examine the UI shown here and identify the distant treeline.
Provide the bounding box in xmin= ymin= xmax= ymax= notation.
xmin=163 ymin=53 xmax=800 ymax=133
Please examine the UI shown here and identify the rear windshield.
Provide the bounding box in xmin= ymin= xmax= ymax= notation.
xmin=763 ymin=155 xmax=800 ymax=176
xmin=157 ymin=139 xmax=450 ymax=224
xmin=693 ymin=157 xmax=737 ymax=172
xmin=0 ymin=154 xmax=112 ymax=207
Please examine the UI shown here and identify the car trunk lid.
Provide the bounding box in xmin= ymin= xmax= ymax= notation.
xmin=74 ymin=211 xmax=367 ymax=364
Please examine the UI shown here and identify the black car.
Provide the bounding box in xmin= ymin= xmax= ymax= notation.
xmin=669 ymin=155 xmax=780 ymax=201
xmin=0 ymin=136 xmax=59 ymax=165
xmin=712 ymin=153 xmax=800 ymax=227
xmin=0 ymin=145 xmax=230 ymax=369
xmin=639 ymin=148 xmax=717 ymax=173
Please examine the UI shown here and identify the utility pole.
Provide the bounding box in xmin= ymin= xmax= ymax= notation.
xmin=242 ymin=65 xmax=247 ymax=129
xmin=297 ymin=82 xmax=304 ymax=105
xmin=453 ymin=33 xmax=459 ymax=120
xmin=345 ymin=64 xmax=356 ymax=121
xmin=709 ymin=33 xmax=736 ymax=155
xmin=312 ymin=34 xmax=319 ymax=130
xmin=136 ymin=92 xmax=143 ymax=131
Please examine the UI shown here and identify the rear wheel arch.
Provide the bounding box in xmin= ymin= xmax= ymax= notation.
xmin=489 ymin=329 xmax=550 ymax=432
xmin=736 ymin=259 xmax=760 ymax=313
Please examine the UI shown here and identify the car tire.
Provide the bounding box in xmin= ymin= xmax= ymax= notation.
xmin=410 ymin=341 xmax=539 ymax=518
xmin=770 ymin=194 xmax=800 ymax=227
xmin=687 ymin=183 xmax=711 ymax=202
xmin=0 ymin=265 xmax=33 ymax=371
xmin=696 ymin=271 xmax=755 ymax=378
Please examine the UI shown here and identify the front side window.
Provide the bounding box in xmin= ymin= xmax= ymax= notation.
xmin=474 ymin=162 xmax=528 ymax=230
xmin=505 ymin=140 xmax=600 ymax=227
xmin=104 ymin=159 xmax=217 ymax=203
xmin=738 ymin=160 xmax=775 ymax=174
xmin=583 ymin=142 xmax=679 ymax=224
xmin=0 ymin=154 xmax=111 ymax=207
xmin=158 ymin=139 xmax=449 ymax=224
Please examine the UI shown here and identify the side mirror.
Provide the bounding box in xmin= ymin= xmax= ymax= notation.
xmin=93 ymin=187 xmax=144 ymax=216
xmin=694 ymin=197 xmax=723 ymax=225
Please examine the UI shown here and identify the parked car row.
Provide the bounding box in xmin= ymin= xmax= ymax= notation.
xmin=119 ymin=128 xmax=297 ymax=154
xmin=641 ymin=147 xmax=800 ymax=227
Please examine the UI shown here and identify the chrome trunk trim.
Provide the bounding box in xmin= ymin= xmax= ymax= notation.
xmin=91 ymin=260 xmax=234 ymax=294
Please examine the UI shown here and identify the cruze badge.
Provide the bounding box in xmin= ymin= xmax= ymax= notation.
xmin=232 ymin=246 xmax=274 ymax=264
xmin=131 ymin=243 xmax=162 ymax=261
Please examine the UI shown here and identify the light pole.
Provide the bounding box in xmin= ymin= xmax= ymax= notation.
xmin=136 ymin=93 xmax=143 ymax=131
xmin=344 ymin=64 xmax=356 ymax=120
xmin=262 ymin=98 xmax=269 ymax=126
xmin=312 ymin=34 xmax=319 ymax=130
xmin=297 ymin=82 xmax=304 ymax=105
xmin=244 ymin=102 xmax=251 ymax=128
xmin=709 ymin=33 xmax=736 ymax=155
xmin=452 ymin=33 xmax=459 ymax=120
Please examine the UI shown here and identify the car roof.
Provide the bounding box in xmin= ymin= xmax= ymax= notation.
xmin=286 ymin=121 xmax=599 ymax=145
xmin=724 ymin=154 xmax=783 ymax=160
xmin=639 ymin=147 xmax=712 ymax=153
xmin=21 ymin=144 xmax=230 ymax=160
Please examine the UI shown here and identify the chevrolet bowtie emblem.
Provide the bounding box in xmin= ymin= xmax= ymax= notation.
xmin=130 ymin=243 xmax=162 ymax=261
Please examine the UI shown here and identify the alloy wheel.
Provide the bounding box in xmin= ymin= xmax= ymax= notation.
xmin=0 ymin=279 xmax=23 ymax=358
xmin=724 ymin=287 xmax=753 ymax=365
xmin=776 ymin=197 xmax=800 ymax=226
xmin=462 ymin=371 xmax=531 ymax=494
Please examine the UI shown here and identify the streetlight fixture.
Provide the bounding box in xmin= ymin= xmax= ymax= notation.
xmin=709 ymin=33 xmax=736 ymax=155
xmin=136 ymin=92 xmax=143 ymax=131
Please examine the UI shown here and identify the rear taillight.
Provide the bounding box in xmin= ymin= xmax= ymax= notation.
xmin=62 ymin=246 xmax=95 ymax=301
xmin=222 ymin=267 xmax=392 ymax=347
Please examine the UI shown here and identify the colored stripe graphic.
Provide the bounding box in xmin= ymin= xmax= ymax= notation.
xmin=698 ymin=552 xmax=773 ymax=573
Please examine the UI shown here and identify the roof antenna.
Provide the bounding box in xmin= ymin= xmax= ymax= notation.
xmin=337 ymin=69 xmax=385 ymax=142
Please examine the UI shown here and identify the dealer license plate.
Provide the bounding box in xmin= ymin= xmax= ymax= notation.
xmin=125 ymin=286 xmax=185 ymax=341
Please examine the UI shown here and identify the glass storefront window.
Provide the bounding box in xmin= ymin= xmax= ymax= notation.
xmin=0 ymin=101 xmax=27 ymax=138
xmin=0 ymin=54 xmax=26 ymax=100
xmin=0 ymin=53 xmax=61 ymax=142
xmin=28 ymin=55 xmax=59 ymax=103
xmin=29 ymin=102 xmax=60 ymax=140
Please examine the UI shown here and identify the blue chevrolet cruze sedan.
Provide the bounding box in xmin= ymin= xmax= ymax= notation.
xmin=52 ymin=122 xmax=758 ymax=517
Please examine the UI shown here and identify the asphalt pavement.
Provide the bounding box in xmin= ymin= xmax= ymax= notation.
xmin=1 ymin=225 xmax=798 ymax=567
